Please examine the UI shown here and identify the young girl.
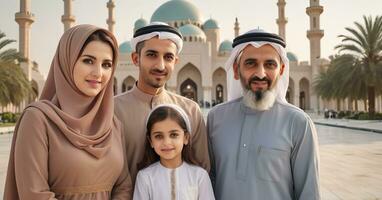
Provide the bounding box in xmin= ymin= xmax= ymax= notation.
xmin=133 ymin=104 xmax=215 ymax=200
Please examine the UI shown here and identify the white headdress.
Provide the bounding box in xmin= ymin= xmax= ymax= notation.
xmin=225 ymin=29 xmax=290 ymax=105
xmin=130 ymin=22 xmax=183 ymax=54
xmin=146 ymin=104 xmax=192 ymax=134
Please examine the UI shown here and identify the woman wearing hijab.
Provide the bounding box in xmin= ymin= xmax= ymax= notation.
xmin=3 ymin=24 xmax=132 ymax=199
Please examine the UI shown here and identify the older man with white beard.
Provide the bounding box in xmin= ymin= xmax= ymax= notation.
xmin=207 ymin=29 xmax=320 ymax=200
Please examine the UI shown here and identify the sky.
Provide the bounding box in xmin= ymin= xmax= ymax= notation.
xmin=1 ymin=0 xmax=382 ymax=78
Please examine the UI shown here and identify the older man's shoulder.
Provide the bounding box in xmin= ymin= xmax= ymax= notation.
xmin=209 ymin=97 xmax=242 ymax=115
xmin=276 ymin=102 xmax=312 ymax=123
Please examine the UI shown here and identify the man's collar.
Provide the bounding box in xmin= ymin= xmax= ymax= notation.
xmin=131 ymin=82 xmax=166 ymax=102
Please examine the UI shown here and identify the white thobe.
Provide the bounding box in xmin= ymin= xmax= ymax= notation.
xmin=133 ymin=162 xmax=215 ymax=200
xmin=207 ymin=98 xmax=320 ymax=200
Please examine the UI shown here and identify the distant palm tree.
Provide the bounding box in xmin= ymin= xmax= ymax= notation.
xmin=316 ymin=55 xmax=367 ymax=110
xmin=0 ymin=31 xmax=32 ymax=107
xmin=335 ymin=15 xmax=382 ymax=118
xmin=314 ymin=67 xmax=336 ymax=101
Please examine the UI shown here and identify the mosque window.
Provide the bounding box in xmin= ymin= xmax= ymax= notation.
xmin=189 ymin=37 xmax=192 ymax=42
xmin=299 ymin=91 xmax=306 ymax=110
xmin=313 ymin=17 xmax=317 ymax=28
xmin=216 ymin=84 xmax=224 ymax=104
xmin=174 ymin=22 xmax=178 ymax=27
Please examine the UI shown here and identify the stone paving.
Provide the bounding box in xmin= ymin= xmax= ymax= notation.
xmin=314 ymin=118 xmax=382 ymax=133
xmin=0 ymin=124 xmax=381 ymax=199
xmin=0 ymin=133 xmax=12 ymax=198
xmin=317 ymin=125 xmax=382 ymax=200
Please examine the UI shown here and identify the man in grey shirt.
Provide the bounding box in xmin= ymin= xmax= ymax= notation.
xmin=207 ymin=29 xmax=320 ymax=200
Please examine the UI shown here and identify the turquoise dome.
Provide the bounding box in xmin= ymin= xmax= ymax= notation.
xmin=119 ymin=41 xmax=132 ymax=53
xmin=287 ymin=52 xmax=298 ymax=62
xmin=150 ymin=0 xmax=203 ymax=23
xmin=179 ymin=24 xmax=206 ymax=39
xmin=134 ymin=18 xmax=148 ymax=31
xmin=203 ymin=19 xmax=219 ymax=29
xmin=219 ymin=40 xmax=233 ymax=53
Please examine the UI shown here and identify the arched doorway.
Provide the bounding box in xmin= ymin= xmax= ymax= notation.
xmin=181 ymin=79 xmax=197 ymax=101
xmin=286 ymin=78 xmax=295 ymax=105
xmin=122 ymin=76 xmax=136 ymax=93
xmin=299 ymin=91 xmax=306 ymax=110
xmin=177 ymin=63 xmax=202 ymax=102
xmin=212 ymin=67 xmax=227 ymax=104
xmin=216 ymin=84 xmax=224 ymax=104
xmin=299 ymin=78 xmax=310 ymax=110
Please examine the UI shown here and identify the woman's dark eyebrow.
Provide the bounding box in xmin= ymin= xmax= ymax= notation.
xmin=82 ymin=54 xmax=96 ymax=60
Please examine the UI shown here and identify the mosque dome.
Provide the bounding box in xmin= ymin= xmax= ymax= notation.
xmin=119 ymin=41 xmax=132 ymax=53
xmin=179 ymin=24 xmax=206 ymax=41
xmin=287 ymin=52 xmax=298 ymax=62
xmin=150 ymin=0 xmax=203 ymax=24
xmin=134 ymin=18 xmax=148 ymax=31
xmin=218 ymin=40 xmax=233 ymax=53
xmin=203 ymin=18 xmax=219 ymax=29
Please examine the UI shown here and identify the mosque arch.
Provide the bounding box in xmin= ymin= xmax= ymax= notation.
xmin=299 ymin=77 xmax=310 ymax=110
xmin=122 ymin=76 xmax=136 ymax=93
xmin=215 ymin=84 xmax=223 ymax=105
xmin=286 ymin=78 xmax=295 ymax=104
xmin=180 ymin=79 xmax=198 ymax=101
xmin=177 ymin=63 xmax=202 ymax=102
xmin=212 ymin=67 xmax=227 ymax=104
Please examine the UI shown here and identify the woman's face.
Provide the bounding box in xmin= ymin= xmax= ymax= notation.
xmin=73 ymin=40 xmax=114 ymax=97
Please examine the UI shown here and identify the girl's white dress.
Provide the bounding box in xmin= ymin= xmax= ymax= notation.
xmin=133 ymin=161 xmax=215 ymax=200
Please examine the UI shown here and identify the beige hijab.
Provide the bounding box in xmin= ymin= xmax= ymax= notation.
xmin=4 ymin=24 xmax=119 ymax=199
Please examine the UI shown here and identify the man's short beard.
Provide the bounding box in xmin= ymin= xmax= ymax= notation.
xmin=242 ymin=87 xmax=276 ymax=111
xmin=239 ymin=72 xmax=278 ymax=110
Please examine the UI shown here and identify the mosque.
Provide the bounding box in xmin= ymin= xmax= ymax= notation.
xmin=13 ymin=0 xmax=382 ymax=113
xmin=115 ymin=0 xmax=329 ymax=111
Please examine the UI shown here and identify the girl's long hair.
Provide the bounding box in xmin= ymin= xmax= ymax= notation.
xmin=137 ymin=106 xmax=198 ymax=170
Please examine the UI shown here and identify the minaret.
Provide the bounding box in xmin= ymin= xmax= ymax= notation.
xmin=62 ymin=0 xmax=75 ymax=31
xmin=204 ymin=18 xmax=220 ymax=58
xmin=234 ymin=17 xmax=240 ymax=37
xmin=106 ymin=0 xmax=115 ymax=33
xmin=306 ymin=0 xmax=324 ymax=112
xmin=276 ymin=0 xmax=287 ymax=40
xmin=15 ymin=0 xmax=34 ymax=80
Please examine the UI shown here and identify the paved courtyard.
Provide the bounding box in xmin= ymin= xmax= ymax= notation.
xmin=318 ymin=125 xmax=382 ymax=200
xmin=0 ymin=124 xmax=382 ymax=199
xmin=0 ymin=133 xmax=12 ymax=199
